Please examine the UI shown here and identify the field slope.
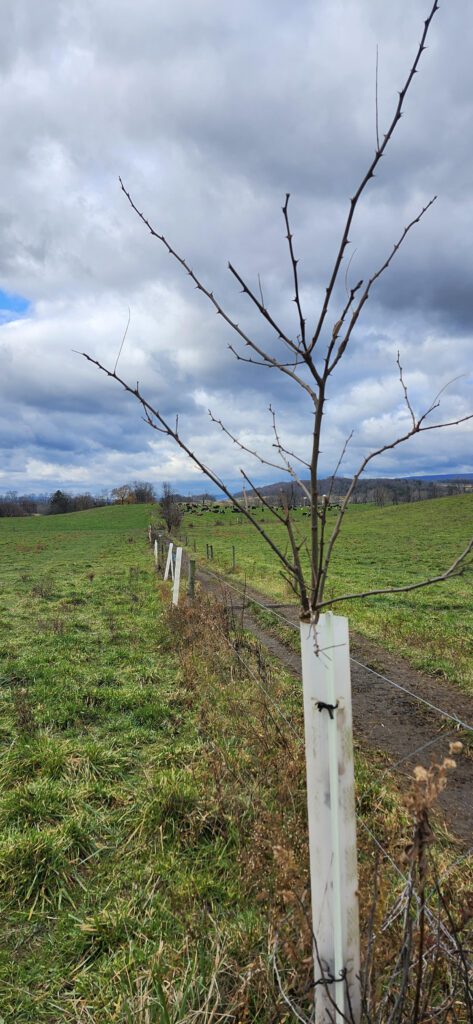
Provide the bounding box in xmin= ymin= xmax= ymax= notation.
xmin=180 ymin=494 xmax=473 ymax=692
xmin=0 ymin=502 xmax=470 ymax=1020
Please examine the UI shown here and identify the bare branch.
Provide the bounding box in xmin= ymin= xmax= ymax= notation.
xmin=257 ymin=273 xmax=265 ymax=309
xmin=317 ymin=535 xmax=473 ymax=611
xmin=285 ymin=506 xmax=310 ymax=611
xmin=327 ymin=196 xmax=437 ymax=373
xmin=209 ymin=409 xmax=291 ymax=475
xmin=81 ymin=350 xmax=299 ymax=579
xmin=270 ymin=404 xmax=312 ymax=501
xmin=397 ymin=351 xmax=416 ymax=428
xmin=228 ymin=260 xmax=300 ymax=355
xmin=270 ymin=411 xmax=311 ymax=471
xmin=318 ymin=402 xmax=473 ymax=608
xmin=238 ymin=469 xmax=287 ymax=526
xmin=344 ymin=247 xmax=359 ymax=298
xmin=228 ymin=344 xmax=303 ymax=370
xmin=114 ymin=307 xmax=131 ymax=374
xmin=120 ymin=178 xmax=318 ymax=400
xmin=327 ymin=279 xmax=364 ymax=364
xmin=308 ymin=0 xmax=439 ymax=354
xmin=326 ymin=431 xmax=354 ymax=506
xmin=375 ymin=44 xmax=380 ymax=153
xmin=282 ymin=193 xmax=306 ymax=349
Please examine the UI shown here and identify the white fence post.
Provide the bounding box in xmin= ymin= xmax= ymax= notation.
xmin=164 ymin=542 xmax=173 ymax=581
xmin=172 ymin=547 xmax=182 ymax=606
xmin=300 ymin=612 xmax=360 ymax=1024
xmin=154 ymin=539 xmax=158 ymax=566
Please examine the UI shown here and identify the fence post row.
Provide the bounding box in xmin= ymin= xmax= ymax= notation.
xmin=300 ymin=612 xmax=360 ymax=1024
xmin=156 ymin=531 xmax=359 ymax=1021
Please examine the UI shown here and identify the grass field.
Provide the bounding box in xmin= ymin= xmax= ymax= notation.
xmin=0 ymin=505 xmax=317 ymax=1020
xmin=177 ymin=494 xmax=473 ymax=692
xmin=0 ymin=503 xmax=469 ymax=1020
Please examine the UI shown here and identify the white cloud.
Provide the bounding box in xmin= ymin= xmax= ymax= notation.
xmin=0 ymin=0 xmax=472 ymax=493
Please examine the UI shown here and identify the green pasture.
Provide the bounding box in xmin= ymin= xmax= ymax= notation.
xmin=178 ymin=495 xmax=473 ymax=692
xmin=0 ymin=502 xmax=468 ymax=1019
xmin=0 ymin=504 xmax=320 ymax=1020
xmin=0 ymin=505 xmax=273 ymax=1020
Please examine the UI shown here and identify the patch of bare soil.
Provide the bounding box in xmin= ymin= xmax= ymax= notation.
xmin=198 ymin=567 xmax=473 ymax=846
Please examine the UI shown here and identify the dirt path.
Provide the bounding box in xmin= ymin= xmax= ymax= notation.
xmin=197 ymin=566 xmax=473 ymax=847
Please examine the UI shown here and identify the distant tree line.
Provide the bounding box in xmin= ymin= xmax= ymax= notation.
xmin=0 ymin=492 xmax=40 ymax=517
xmin=110 ymin=482 xmax=156 ymax=505
xmin=0 ymin=481 xmax=158 ymax=517
xmin=1 ymin=476 xmax=470 ymax=519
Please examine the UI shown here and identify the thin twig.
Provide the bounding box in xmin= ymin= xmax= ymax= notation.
xmin=308 ymin=0 xmax=439 ymax=354
xmin=317 ymin=534 xmax=473 ymax=611
xmin=282 ymin=193 xmax=307 ymax=350
xmin=114 ymin=306 xmax=131 ymax=374
xmin=119 ymin=177 xmax=317 ymax=400
xmin=375 ymin=45 xmax=380 ymax=152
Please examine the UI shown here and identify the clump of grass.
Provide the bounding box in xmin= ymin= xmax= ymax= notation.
xmin=0 ymin=778 xmax=73 ymax=828
xmin=139 ymin=769 xmax=201 ymax=842
xmin=78 ymin=903 xmax=134 ymax=957
xmin=0 ymin=735 xmax=137 ymax=788
xmin=31 ymin=574 xmax=55 ymax=599
xmin=0 ymin=813 xmax=96 ymax=907
xmin=10 ymin=679 xmax=37 ymax=737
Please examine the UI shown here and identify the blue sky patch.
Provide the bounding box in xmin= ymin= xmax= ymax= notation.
xmin=0 ymin=290 xmax=30 ymax=324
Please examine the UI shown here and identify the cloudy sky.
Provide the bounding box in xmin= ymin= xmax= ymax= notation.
xmin=1 ymin=0 xmax=472 ymax=496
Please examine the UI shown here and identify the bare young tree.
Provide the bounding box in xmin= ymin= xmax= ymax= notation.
xmin=80 ymin=7 xmax=473 ymax=1016
xmin=159 ymin=482 xmax=182 ymax=533
xmin=82 ymin=0 xmax=471 ymax=621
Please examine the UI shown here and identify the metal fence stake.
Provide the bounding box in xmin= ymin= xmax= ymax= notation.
xmin=188 ymin=559 xmax=196 ymax=598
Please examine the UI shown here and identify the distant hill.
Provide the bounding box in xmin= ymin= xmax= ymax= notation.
xmin=232 ymin=474 xmax=473 ymax=505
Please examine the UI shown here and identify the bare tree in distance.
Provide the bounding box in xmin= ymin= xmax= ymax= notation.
xmin=82 ymin=0 xmax=472 ymax=621
xmin=159 ymin=482 xmax=182 ymax=533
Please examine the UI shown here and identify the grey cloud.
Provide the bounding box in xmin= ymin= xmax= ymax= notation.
xmin=0 ymin=0 xmax=472 ymax=491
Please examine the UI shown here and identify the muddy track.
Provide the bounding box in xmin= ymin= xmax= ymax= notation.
xmin=197 ymin=566 xmax=473 ymax=847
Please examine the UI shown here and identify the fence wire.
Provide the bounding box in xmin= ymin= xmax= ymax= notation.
xmin=155 ymin=541 xmax=472 ymax=941
xmin=197 ymin=564 xmax=473 ymax=735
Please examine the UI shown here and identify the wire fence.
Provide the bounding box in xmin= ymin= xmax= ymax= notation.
xmin=197 ymin=563 xmax=473 ymax=734
xmin=152 ymin=532 xmax=473 ymax=1016
xmin=153 ymin=535 xmax=472 ymax=908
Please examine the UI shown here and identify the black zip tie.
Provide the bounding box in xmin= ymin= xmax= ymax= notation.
xmin=316 ymin=701 xmax=338 ymax=719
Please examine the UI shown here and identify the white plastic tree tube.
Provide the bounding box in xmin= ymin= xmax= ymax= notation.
xmin=164 ymin=542 xmax=173 ymax=580
xmin=300 ymin=612 xmax=360 ymax=1024
xmin=172 ymin=547 xmax=182 ymax=606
